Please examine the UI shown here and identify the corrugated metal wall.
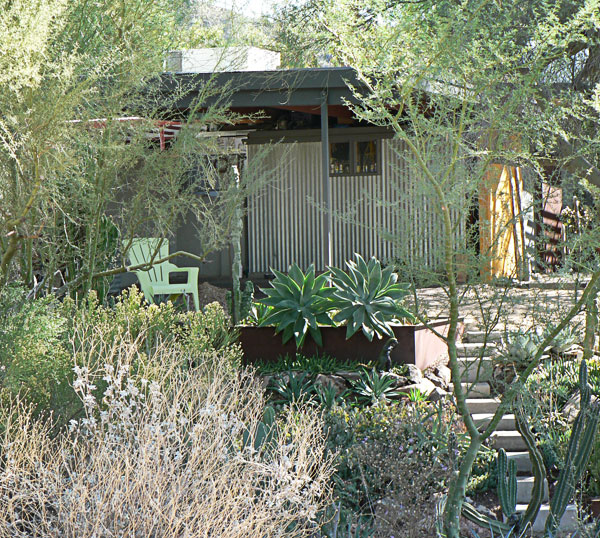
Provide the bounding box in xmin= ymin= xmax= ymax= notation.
xmin=247 ymin=139 xmax=465 ymax=273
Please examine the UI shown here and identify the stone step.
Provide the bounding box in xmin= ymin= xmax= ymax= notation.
xmin=456 ymin=342 xmax=498 ymax=358
xmin=516 ymin=476 xmax=549 ymax=504
xmin=463 ymin=330 xmax=503 ymax=344
xmin=465 ymin=397 xmax=500 ymax=414
xmin=514 ymin=503 xmax=578 ymax=534
xmin=459 ymin=358 xmax=494 ymax=383
xmin=450 ymin=382 xmax=491 ymax=397
xmin=472 ymin=412 xmax=515 ymax=431
xmin=493 ymin=431 xmax=527 ymax=451
xmin=506 ymin=451 xmax=533 ymax=474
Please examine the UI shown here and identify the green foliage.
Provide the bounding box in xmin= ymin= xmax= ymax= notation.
xmin=497 ymin=449 xmax=518 ymax=519
xmin=324 ymin=400 xmax=461 ymax=536
xmin=258 ymin=263 xmax=334 ymax=348
xmin=0 ymin=286 xmax=75 ymax=422
xmin=0 ymin=287 xmax=240 ymax=431
xmin=547 ymin=360 xmax=600 ymax=535
xmin=254 ymin=353 xmax=371 ymax=375
xmin=315 ymin=384 xmax=342 ymax=411
xmin=346 ymin=368 xmax=400 ymax=406
xmin=407 ymin=387 xmax=427 ymax=403
xmin=242 ymin=404 xmax=278 ymax=455
xmin=329 ymin=254 xmax=413 ymax=342
xmin=268 ymin=371 xmax=317 ymax=406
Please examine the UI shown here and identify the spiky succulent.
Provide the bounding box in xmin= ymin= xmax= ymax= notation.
xmin=258 ymin=263 xmax=334 ymax=348
xmin=328 ymin=254 xmax=414 ymax=341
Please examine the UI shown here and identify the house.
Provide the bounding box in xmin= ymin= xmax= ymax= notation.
xmin=124 ymin=51 xmax=556 ymax=288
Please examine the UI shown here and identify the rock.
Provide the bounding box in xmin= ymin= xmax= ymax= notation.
xmin=338 ymin=371 xmax=362 ymax=383
xmin=314 ymin=374 xmax=347 ymax=394
xmin=435 ymin=365 xmax=452 ymax=386
xmin=425 ymin=371 xmax=446 ymax=389
xmin=405 ymin=364 xmax=424 ymax=384
xmin=257 ymin=375 xmax=272 ymax=390
xmin=562 ymin=389 xmax=598 ymax=424
xmin=399 ymin=378 xmax=436 ymax=397
xmin=427 ymin=386 xmax=448 ymax=402
xmin=389 ymin=374 xmax=409 ymax=387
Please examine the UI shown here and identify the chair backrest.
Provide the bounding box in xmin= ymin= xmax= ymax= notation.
xmin=125 ymin=238 xmax=170 ymax=286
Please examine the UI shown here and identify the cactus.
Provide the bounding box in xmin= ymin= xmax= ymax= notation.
xmin=514 ymin=406 xmax=546 ymax=530
xmin=461 ymin=500 xmax=513 ymax=534
xmin=242 ymin=405 xmax=277 ymax=454
xmin=497 ymin=448 xmax=518 ymax=518
xmin=462 ymin=449 xmax=520 ymax=534
xmin=546 ymin=360 xmax=600 ymax=535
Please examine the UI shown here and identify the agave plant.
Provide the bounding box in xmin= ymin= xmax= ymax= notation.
xmin=347 ymin=368 xmax=400 ymax=405
xmin=329 ymin=254 xmax=414 ymax=341
xmin=258 ymin=263 xmax=334 ymax=348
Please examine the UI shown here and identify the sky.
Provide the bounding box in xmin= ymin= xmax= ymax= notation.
xmin=212 ymin=0 xmax=278 ymax=17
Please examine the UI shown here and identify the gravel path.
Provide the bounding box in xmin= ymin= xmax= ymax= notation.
xmin=409 ymin=275 xmax=592 ymax=335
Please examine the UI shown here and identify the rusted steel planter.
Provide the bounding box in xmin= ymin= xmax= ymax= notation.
xmin=239 ymin=319 xmax=458 ymax=370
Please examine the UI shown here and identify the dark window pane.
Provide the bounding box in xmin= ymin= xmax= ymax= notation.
xmin=330 ymin=142 xmax=350 ymax=174
xmin=356 ymin=140 xmax=377 ymax=174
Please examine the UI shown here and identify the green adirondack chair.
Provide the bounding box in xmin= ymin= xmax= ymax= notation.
xmin=124 ymin=238 xmax=200 ymax=311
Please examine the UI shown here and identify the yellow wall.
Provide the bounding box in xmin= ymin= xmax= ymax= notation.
xmin=480 ymin=164 xmax=526 ymax=280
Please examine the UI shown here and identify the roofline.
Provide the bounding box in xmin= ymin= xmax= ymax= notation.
xmin=161 ymin=67 xmax=367 ymax=110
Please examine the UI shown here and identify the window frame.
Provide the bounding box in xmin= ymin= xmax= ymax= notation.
xmin=329 ymin=137 xmax=381 ymax=177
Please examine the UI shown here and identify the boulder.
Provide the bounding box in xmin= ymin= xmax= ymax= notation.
xmin=314 ymin=374 xmax=347 ymax=395
xmin=562 ymin=389 xmax=598 ymax=424
xmin=399 ymin=378 xmax=436 ymax=397
xmin=425 ymin=371 xmax=447 ymax=389
xmin=435 ymin=364 xmax=452 ymax=386
xmin=427 ymin=386 xmax=448 ymax=402
xmin=405 ymin=364 xmax=424 ymax=384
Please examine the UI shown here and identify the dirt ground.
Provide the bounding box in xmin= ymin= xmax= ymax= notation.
xmin=410 ymin=274 xmax=592 ymax=335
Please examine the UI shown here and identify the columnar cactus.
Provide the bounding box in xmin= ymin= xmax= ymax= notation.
xmin=546 ymin=360 xmax=600 ymax=535
xmin=497 ymin=448 xmax=517 ymax=519
xmin=514 ymin=407 xmax=546 ymax=530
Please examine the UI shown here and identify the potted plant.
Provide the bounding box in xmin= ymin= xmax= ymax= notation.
xmin=238 ymin=254 xmax=453 ymax=370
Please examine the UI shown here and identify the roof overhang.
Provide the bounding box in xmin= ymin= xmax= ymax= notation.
xmin=162 ymin=67 xmax=368 ymax=111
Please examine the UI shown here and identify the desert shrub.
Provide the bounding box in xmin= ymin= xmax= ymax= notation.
xmin=68 ymin=288 xmax=239 ymax=363
xmin=0 ymin=287 xmax=240 ymax=431
xmin=0 ymin=286 xmax=75 ymax=421
xmin=324 ymin=400 xmax=462 ymax=538
xmin=0 ymin=348 xmax=333 ymax=537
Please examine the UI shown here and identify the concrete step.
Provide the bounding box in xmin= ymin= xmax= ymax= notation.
xmin=515 ymin=503 xmax=578 ymax=534
xmin=493 ymin=431 xmax=527 ymax=451
xmin=506 ymin=451 xmax=533 ymax=474
xmin=465 ymin=397 xmax=500 ymax=414
xmin=473 ymin=412 xmax=515 ymax=431
xmin=450 ymin=382 xmax=491 ymax=397
xmin=459 ymin=357 xmax=494 ymax=383
xmin=463 ymin=330 xmax=503 ymax=344
xmin=516 ymin=476 xmax=549 ymax=504
xmin=456 ymin=342 xmax=498 ymax=358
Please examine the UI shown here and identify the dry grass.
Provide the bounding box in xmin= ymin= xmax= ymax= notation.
xmin=0 ymin=324 xmax=333 ymax=537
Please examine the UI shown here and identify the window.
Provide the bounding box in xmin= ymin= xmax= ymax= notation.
xmin=329 ymin=139 xmax=379 ymax=176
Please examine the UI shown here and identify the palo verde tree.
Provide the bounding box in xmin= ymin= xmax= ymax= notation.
xmin=0 ymin=0 xmax=268 ymax=299
xmin=295 ymin=0 xmax=600 ymax=535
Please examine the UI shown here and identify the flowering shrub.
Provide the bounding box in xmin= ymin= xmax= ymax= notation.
xmin=324 ymin=400 xmax=463 ymax=537
xmin=0 ymin=346 xmax=333 ymax=537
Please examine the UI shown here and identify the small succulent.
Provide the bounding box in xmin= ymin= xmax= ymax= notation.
xmin=258 ymin=263 xmax=334 ymax=348
xmin=347 ymin=368 xmax=400 ymax=405
xmin=268 ymin=371 xmax=317 ymax=405
xmin=329 ymin=254 xmax=414 ymax=341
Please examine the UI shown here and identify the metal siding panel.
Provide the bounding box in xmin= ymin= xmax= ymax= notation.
xmin=246 ymin=137 xmax=465 ymax=274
